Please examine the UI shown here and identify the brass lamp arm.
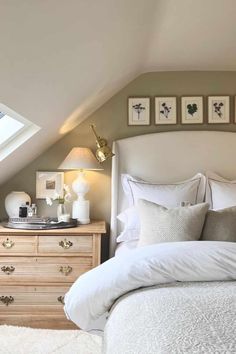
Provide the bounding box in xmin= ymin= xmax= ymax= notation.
xmin=90 ymin=125 xmax=106 ymax=147
xmin=90 ymin=124 xmax=100 ymax=141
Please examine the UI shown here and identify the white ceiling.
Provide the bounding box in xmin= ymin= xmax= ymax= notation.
xmin=0 ymin=0 xmax=236 ymax=184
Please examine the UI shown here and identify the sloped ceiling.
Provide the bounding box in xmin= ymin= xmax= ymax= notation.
xmin=0 ymin=0 xmax=236 ymax=184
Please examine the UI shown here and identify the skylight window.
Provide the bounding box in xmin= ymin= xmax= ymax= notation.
xmin=0 ymin=114 xmax=24 ymax=145
xmin=0 ymin=104 xmax=40 ymax=161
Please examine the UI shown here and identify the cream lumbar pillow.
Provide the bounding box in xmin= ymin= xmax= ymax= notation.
xmin=137 ymin=199 xmax=209 ymax=247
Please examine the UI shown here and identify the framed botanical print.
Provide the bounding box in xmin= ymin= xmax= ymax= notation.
xmin=155 ymin=97 xmax=177 ymax=125
xmin=128 ymin=97 xmax=150 ymax=125
xmin=36 ymin=171 xmax=64 ymax=199
xmin=208 ymin=96 xmax=230 ymax=124
xmin=181 ymin=96 xmax=203 ymax=124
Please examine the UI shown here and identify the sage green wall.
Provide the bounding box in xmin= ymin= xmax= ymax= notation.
xmin=1 ymin=71 xmax=236 ymax=223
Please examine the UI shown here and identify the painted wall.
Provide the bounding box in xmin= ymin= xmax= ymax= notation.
xmin=1 ymin=71 xmax=236 ymax=224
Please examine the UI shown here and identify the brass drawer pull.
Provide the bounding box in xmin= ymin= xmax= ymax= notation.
xmin=2 ymin=238 xmax=15 ymax=249
xmin=59 ymin=265 xmax=72 ymax=276
xmin=0 ymin=296 xmax=14 ymax=306
xmin=57 ymin=296 xmax=65 ymax=305
xmin=59 ymin=239 xmax=73 ymax=250
xmin=1 ymin=266 xmax=15 ymax=275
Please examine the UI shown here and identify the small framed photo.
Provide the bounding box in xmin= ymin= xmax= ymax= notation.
xmin=181 ymin=96 xmax=203 ymax=124
xmin=128 ymin=97 xmax=150 ymax=125
xmin=208 ymin=96 xmax=230 ymax=124
xmin=36 ymin=171 xmax=64 ymax=199
xmin=155 ymin=97 xmax=177 ymax=125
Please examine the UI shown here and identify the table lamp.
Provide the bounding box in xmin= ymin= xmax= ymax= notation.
xmin=58 ymin=147 xmax=102 ymax=224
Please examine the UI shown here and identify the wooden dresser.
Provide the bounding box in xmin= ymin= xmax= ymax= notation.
xmin=0 ymin=221 xmax=106 ymax=329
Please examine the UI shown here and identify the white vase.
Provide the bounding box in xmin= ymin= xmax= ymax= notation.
xmin=5 ymin=191 xmax=31 ymax=218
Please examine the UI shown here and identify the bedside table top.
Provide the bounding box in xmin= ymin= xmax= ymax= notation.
xmin=0 ymin=220 xmax=106 ymax=235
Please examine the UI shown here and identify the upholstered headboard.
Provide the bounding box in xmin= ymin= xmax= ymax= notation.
xmin=110 ymin=131 xmax=236 ymax=256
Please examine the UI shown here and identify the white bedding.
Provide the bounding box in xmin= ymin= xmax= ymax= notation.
xmin=115 ymin=240 xmax=138 ymax=256
xmin=64 ymin=241 xmax=236 ymax=330
xmin=103 ymin=281 xmax=236 ymax=353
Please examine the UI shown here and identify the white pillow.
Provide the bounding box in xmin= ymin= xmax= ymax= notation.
xmin=206 ymin=171 xmax=236 ymax=209
xmin=117 ymin=173 xmax=206 ymax=242
xmin=117 ymin=207 xmax=139 ymax=242
xmin=137 ymin=199 xmax=209 ymax=247
xmin=121 ymin=173 xmax=206 ymax=208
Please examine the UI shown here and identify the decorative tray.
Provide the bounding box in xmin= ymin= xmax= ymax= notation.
xmin=4 ymin=218 xmax=78 ymax=230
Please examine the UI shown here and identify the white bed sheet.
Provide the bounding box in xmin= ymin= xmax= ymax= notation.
xmin=115 ymin=240 xmax=138 ymax=256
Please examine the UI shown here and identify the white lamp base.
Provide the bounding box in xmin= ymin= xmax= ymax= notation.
xmin=72 ymin=200 xmax=90 ymax=224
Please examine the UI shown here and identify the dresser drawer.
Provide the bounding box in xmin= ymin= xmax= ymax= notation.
xmin=0 ymin=285 xmax=69 ymax=312
xmin=0 ymin=256 xmax=93 ymax=283
xmin=38 ymin=235 xmax=93 ymax=254
xmin=0 ymin=235 xmax=36 ymax=254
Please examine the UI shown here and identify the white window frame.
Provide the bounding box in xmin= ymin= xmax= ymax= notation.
xmin=0 ymin=103 xmax=41 ymax=161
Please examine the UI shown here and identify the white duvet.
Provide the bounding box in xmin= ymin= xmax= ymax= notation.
xmin=104 ymin=281 xmax=236 ymax=353
xmin=64 ymin=241 xmax=236 ymax=330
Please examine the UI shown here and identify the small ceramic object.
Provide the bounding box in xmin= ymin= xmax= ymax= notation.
xmin=5 ymin=191 xmax=31 ymax=218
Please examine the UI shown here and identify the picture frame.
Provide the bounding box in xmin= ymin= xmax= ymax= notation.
xmin=155 ymin=97 xmax=177 ymax=125
xmin=208 ymin=96 xmax=230 ymax=124
xmin=36 ymin=171 xmax=64 ymax=199
xmin=181 ymin=96 xmax=203 ymax=124
xmin=128 ymin=97 xmax=150 ymax=125
xmin=235 ymin=96 xmax=236 ymax=123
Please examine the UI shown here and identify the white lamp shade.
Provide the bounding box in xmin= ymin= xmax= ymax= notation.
xmin=58 ymin=147 xmax=102 ymax=170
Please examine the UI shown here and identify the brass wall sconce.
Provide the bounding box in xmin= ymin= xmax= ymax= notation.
xmin=90 ymin=124 xmax=114 ymax=163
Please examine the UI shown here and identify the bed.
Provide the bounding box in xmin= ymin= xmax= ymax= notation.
xmin=64 ymin=131 xmax=236 ymax=353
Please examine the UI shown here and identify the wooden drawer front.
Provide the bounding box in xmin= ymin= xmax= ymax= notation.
xmin=38 ymin=235 xmax=93 ymax=254
xmin=0 ymin=236 xmax=35 ymax=254
xmin=0 ymin=257 xmax=92 ymax=283
xmin=0 ymin=286 xmax=69 ymax=312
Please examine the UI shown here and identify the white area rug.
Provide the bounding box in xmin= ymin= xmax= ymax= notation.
xmin=0 ymin=325 xmax=102 ymax=354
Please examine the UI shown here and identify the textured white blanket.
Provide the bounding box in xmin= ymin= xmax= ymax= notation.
xmin=103 ymin=281 xmax=236 ymax=354
xmin=64 ymin=241 xmax=236 ymax=330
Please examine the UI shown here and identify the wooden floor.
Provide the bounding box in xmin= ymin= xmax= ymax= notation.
xmin=0 ymin=313 xmax=78 ymax=329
